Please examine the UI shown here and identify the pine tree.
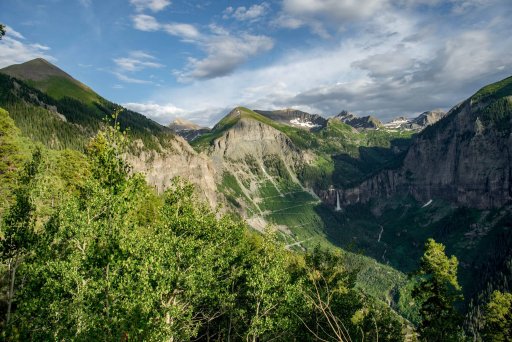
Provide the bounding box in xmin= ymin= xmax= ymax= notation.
xmin=412 ymin=239 xmax=464 ymax=341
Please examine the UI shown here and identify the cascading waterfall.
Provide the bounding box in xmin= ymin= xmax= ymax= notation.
xmin=335 ymin=191 xmax=341 ymax=211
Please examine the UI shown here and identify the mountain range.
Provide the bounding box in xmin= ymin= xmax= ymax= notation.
xmin=1 ymin=58 xmax=511 ymax=329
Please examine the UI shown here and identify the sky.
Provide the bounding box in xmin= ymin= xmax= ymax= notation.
xmin=1 ymin=0 xmax=512 ymax=126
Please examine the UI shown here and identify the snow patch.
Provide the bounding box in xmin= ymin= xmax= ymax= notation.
xmin=383 ymin=117 xmax=412 ymax=129
xmin=290 ymin=118 xmax=320 ymax=128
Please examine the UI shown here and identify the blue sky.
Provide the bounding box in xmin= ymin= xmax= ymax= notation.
xmin=1 ymin=0 xmax=511 ymax=126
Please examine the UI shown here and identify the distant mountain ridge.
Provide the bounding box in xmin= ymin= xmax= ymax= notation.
xmin=254 ymin=108 xmax=327 ymax=130
xmin=335 ymin=110 xmax=383 ymax=129
xmin=169 ymin=118 xmax=211 ymax=141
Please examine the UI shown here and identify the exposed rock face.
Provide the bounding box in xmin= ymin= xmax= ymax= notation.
xmin=211 ymin=117 xmax=302 ymax=164
xmin=209 ymin=117 xmax=304 ymax=178
xmin=410 ymin=109 xmax=446 ymax=128
xmin=382 ymin=110 xmax=446 ymax=131
xmin=336 ymin=110 xmax=383 ymax=129
xmin=254 ymin=109 xmax=327 ymax=130
xmin=325 ymin=95 xmax=512 ymax=209
xmin=126 ymin=135 xmax=218 ymax=207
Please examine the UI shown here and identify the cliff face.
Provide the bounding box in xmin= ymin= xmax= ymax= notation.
xmin=127 ymin=135 xmax=218 ymax=207
xmin=326 ymin=80 xmax=512 ymax=209
xmin=210 ymin=117 xmax=303 ymax=168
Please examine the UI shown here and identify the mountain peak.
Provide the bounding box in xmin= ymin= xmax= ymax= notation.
xmin=1 ymin=57 xmax=74 ymax=82
xmin=0 ymin=58 xmax=99 ymax=103
xmin=335 ymin=110 xmax=382 ymax=129
xmin=169 ymin=118 xmax=204 ymax=131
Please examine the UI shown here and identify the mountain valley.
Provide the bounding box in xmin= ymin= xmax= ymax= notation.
xmin=1 ymin=57 xmax=511 ymax=339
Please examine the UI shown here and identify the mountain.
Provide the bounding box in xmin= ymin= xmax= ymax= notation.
xmin=0 ymin=58 xmax=218 ymax=206
xmin=383 ymin=110 xmax=447 ymax=131
xmin=254 ymin=108 xmax=327 ymax=130
xmin=0 ymin=58 xmax=100 ymax=104
xmin=332 ymin=76 xmax=512 ymax=209
xmin=3 ymin=58 xmax=511 ymax=330
xmin=410 ymin=109 xmax=446 ymax=128
xmin=169 ymin=118 xmax=211 ymax=141
xmin=169 ymin=118 xmax=203 ymax=131
xmin=335 ymin=110 xmax=383 ymax=129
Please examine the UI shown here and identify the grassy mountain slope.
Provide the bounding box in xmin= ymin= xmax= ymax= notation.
xmin=0 ymin=70 xmax=173 ymax=152
xmin=0 ymin=58 xmax=100 ymax=104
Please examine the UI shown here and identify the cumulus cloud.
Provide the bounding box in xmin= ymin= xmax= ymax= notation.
xmin=162 ymin=23 xmax=200 ymax=39
xmin=177 ymin=33 xmax=274 ymax=81
xmin=123 ymin=102 xmax=186 ymax=124
xmin=139 ymin=1 xmax=512 ymax=125
xmin=132 ymin=14 xmax=199 ymax=40
xmin=0 ymin=26 xmax=54 ymax=68
xmin=275 ymin=0 xmax=386 ymax=36
xmin=132 ymin=14 xmax=161 ymax=31
xmin=223 ymin=3 xmax=269 ymax=21
xmin=131 ymin=16 xmax=274 ymax=81
xmin=283 ymin=0 xmax=385 ymax=21
xmin=130 ymin=0 xmax=171 ymax=12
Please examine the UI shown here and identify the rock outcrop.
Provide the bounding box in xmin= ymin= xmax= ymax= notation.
xmin=336 ymin=110 xmax=383 ymax=130
xmin=210 ymin=116 xmax=302 ymax=168
xmin=127 ymin=135 xmax=218 ymax=207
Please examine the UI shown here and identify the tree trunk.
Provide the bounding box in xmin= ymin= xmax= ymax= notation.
xmin=6 ymin=259 xmax=17 ymax=325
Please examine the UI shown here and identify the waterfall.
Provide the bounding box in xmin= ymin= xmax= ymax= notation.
xmin=335 ymin=191 xmax=341 ymax=211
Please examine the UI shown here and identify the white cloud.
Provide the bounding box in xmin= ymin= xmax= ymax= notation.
xmin=283 ymin=0 xmax=385 ymax=21
xmin=132 ymin=14 xmax=199 ymax=40
xmin=131 ymin=16 xmax=274 ymax=80
xmin=276 ymin=0 xmax=387 ymax=36
xmin=177 ymin=33 xmax=274 ymax=81
xmin=123 ymin=102 xmax=186 ymax=123
xmin=114 ymin=50 xmax=163 ymax=72
xmin=4 ymin=25 xmax=25 ymax=40
xmin=223 ymin=3 xmax=269 ymax=21
xmin=132 ymin=14 xmax=161 ymax=31
xmin=163 ymin=23 xmax=200 ymax=39
xmin=138 ymin=3 xmax=512 ymax=125
xmin=130 ymin=0 xmax=171 ymax=12
xmin=0 ymin=27 xmax=54 ymax=68
xmin=113 ymin=71 xmax=154 ymax=84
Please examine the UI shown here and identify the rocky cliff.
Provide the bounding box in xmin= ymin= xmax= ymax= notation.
xmin=324 ymin=77 xmax=512 ymax=209
xmin=126 ymin=135 xmax=218 ymax=207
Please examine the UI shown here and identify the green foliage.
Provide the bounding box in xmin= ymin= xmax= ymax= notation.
xmin=412 ymin=239 xmax=463 ymax=341
xmin=0 ymin=119 xmax=411 ymax=340
xmin=0 ymin=107 xmax=31 ymax=212
xmin=482 ymin=290 xmax=512 ymax=341
xmin=0 ymin=24 xmax=5 ymax=39
xmin=472 ymin=75 xmax=512 ymax=103
xmin=0 ymin=148 xmax=40 ymax=333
